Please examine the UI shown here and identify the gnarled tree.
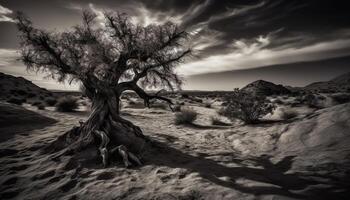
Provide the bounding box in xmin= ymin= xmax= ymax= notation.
xmin=16 ymin=11 xmax=190 ymax=167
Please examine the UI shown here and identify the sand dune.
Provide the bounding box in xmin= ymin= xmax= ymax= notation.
xmin=0 ymin=101 xmax=349 ymax=199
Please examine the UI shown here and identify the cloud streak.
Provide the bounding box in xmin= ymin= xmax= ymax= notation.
xmin=178 ymin=37 xmax=350 ymax=75
xmin=0 ymin=4 xmax=14 ymax=22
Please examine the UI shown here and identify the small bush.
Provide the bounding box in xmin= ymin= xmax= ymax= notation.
xmin=290 ymin=102 xmax=300 ymax=107
xmin=36 ymin=104 xmax=45 ymax=110
xmin=302 ymin=94 xmax=322 ymax=108
xmin=192 ymin=98 xmax=203 ymax=103
xmin=181 ymin=94 xmax=189 ymax=98
xmin=175 ymin=109 xmax=197 ymax=125
xmin=220 ymin=89 xmax=275 ymax=124
xmin=217 ymin=107 xmax=226 ymax=116
xmin=331 ymin=93 xmax=350 ymax=104
xmin=211 ymin=117 xmax=231 ymax=126
xmin=56 ymin=96 xmax=78 ymax=112
xmin=173 ymin=105 xmax=182 ymax=112
xmin=204 ymin=102 xmax=211 ymax=108
xmin=45 ymin=97 xmax=57 ymax=106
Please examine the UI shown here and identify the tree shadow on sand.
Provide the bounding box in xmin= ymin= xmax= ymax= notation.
xmin=141 ymin=139 xmax=350 ymax=200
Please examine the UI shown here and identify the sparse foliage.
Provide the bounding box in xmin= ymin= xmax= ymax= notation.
xmin=204 ymin=102 xmax=211 ymax=108
xmin=56 ymin=96 xmax=78 ymax=112
xmin=221 ymin=89 xmax=274 ymax=124
xmin=36 ymin=103 xmax=45 ymax=110
xmin=302 ymin=93 xmax=322 ymax=108
xmin=173 ymin=104 xmax=182 ymax=112
xmin=331 ymin=93 xmax=350 ymax=104
xmin=175 ymin=109 xmax=197 ymax=125
xmin=45 ymin=97 xmax=57 ymax=106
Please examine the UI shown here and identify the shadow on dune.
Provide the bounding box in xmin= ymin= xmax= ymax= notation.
xmin=142 ymin=139 xmax=350 ymax=200
xmin=0 ymin=103 xmax=57 ymax=143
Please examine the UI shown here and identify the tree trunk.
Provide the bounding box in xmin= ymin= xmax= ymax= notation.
xmin=46 ymin=89 xmax=147 ymax=167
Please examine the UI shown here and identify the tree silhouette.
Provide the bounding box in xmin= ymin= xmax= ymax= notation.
xmin=16 ymin=10 xmax=191 ymax=167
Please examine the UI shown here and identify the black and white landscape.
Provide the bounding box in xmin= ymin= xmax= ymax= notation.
xmin=0 ymin=1 xmax=350 ymax=200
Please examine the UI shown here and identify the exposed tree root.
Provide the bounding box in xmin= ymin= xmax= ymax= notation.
xmin=44 ymin=110 xmax=148 ymax=168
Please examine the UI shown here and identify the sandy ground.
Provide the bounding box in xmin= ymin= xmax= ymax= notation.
xmin=0 ymin=101 xmax=349 ymax=200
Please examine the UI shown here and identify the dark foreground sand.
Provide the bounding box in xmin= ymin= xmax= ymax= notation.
xmin=0 ymin=101 xmax=349 ymax=200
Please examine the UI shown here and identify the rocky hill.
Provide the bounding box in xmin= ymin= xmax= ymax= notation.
xmin=240 ymin=80 xmax=291 ymax=96
xmin=305 ymin=71 xmax=350 ymax=92
xmin=0 ymin=72 xmax=54 ymax=104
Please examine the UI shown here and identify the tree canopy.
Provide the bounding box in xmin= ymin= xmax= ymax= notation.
xmin=16 ymin=11 xmax=191 ymax=95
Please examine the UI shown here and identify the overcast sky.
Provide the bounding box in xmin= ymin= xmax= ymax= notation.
xmin=1 ymin=0 xmax=350 ymax=90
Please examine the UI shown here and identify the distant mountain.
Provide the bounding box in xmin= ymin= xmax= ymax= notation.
xmin=0 ymin=72 xmax=53 ymax=102
xmin=186 ymin=55 xmax=350 ymax=91
xmin=240 ymin=80 xmax=291 ymax=96
xmin=304 ymin=72 xmax=350 ymax=92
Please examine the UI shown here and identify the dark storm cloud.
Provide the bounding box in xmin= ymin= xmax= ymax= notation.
xmin=179 ymin=0 xmax=350 ymax=57
xmin=0 ymin=0 xmax=350 ymax=89
xmin=1 ymin=0 xmax=350 ymax=51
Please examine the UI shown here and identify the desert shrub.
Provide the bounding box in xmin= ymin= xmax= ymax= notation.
xmin=220 ymin=89 xmax=274 ymax=124
xmin=181 ymin=93 xmax=189 ymax=98
xmin=294 ymin=96 xmax=303 ymax=102
xmin=175 ymin=109 xmax=197 ymax=125
xmin=211 ymin=117 xmax=231 ymax=126
xmin=280 ymin=108 xmax=298 ymax=120
xmin=36 ymin=103 xmax=45 ymax=110
xmin=56 ymin=96 xmax=78 ymax=112
xmin=302 ymin=94 xmax=321 ymax=108
xmin=192 ymin=98 xmax=203 ymax=103
xmin=216 ymin=107 xmax=226 ymax=116
xmin=7 ymin=97 xmax=25 ymax=105
xmin=331 ymin=93 xmax=350 ymax=104
xmin=45 ymin=97 xmax=57 ymax=106
xmin=317 ymin=95 xmax=326 ymax=100
xmin=204 ymin=102 xmax=211 ymax=108
xmin=173 ymin=105 xmax=182 ymax=112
